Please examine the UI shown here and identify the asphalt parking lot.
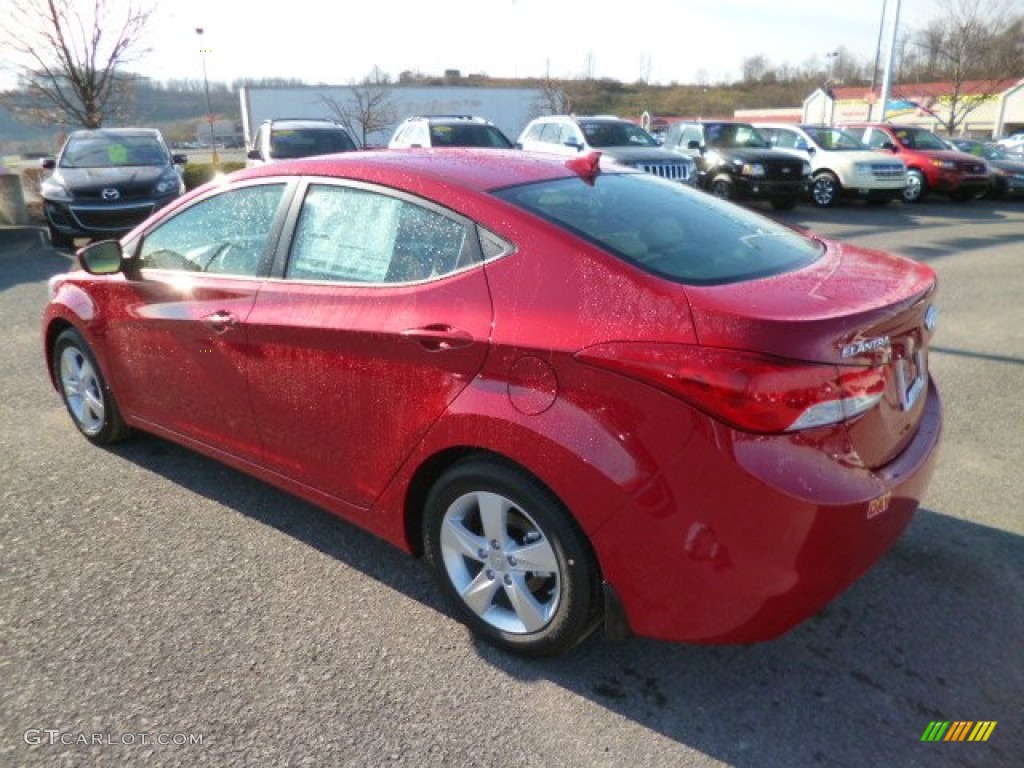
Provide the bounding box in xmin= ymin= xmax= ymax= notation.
xmin=1 ymin=198 xmax=1022 ymax=767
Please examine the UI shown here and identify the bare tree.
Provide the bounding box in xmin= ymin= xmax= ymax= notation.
xmin=318 ymin=67 xmax=397 ymax=147
xmin=0 ymin=0 xmax=154 ymax=129
xmin=905 ymin=0 xmax=1024 ymax=133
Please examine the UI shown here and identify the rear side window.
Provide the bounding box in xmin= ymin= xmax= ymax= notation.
xmin=493 ymin=174 xmax=822 ymax=285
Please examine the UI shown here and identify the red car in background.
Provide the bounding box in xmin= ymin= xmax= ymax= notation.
xmin=843 ymin=122 xmax=989 ymax=202
xmin=43 ymin=149 xmax=942 ymax=656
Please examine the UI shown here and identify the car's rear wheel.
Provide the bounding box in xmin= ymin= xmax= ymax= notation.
xmin=423 ymin=458 xmax=601 ymax=657
xmin=709 ymin=174 xmax=734 ymax=200
xmin=53 ymin=328 xmax=130 ymax=444
xmin=902 ymin=169 xmax=928 ymax=203
xmin=810 ymin=172 xmax=841 ymax=207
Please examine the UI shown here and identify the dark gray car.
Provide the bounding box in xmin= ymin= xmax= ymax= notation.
xmin=39 ymin=128 xmax=187 ymax=248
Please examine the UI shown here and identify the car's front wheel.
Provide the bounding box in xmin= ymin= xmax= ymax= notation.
xmin=709 ymin=174 xmax=735 ymax=200
xmin=423 ymin=458 xmax=601 ymax=657
xmin=810 ymin=172 xmax=841 ymax=207
xmin=48 ymin=225 xmax=74 ymax=250
xmin=903 ymin=169 xmax=928 ymax=203
xmin=53 ymin=328 xmax=130 ymax=444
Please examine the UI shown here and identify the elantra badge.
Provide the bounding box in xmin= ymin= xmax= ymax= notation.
xmin=102 ymin=188 xmax=120 ymax=200
xmin=841 ymin=336 xmax=891 ymax=358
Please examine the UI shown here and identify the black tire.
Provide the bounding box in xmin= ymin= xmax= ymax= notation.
xmin=903 ymin=169 xmax=928 ymax=203
xmin=810 ymin=171 xmax=841 ymax=208
xmin=708 ymin=174 xmax=734 ymax=200
xmin=48 ymin=225 xmax=74 ymax=250
xmin=423 ymin=458 xmax=601 ymax=657
xmin=52 ymin=328 xmax=130 ymax=444
xmin=770 ymin=197 xmax=800 ymax=211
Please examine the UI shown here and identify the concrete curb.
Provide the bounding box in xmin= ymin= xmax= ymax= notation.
xmin=0 ymin=226 xmax=51 ymax=259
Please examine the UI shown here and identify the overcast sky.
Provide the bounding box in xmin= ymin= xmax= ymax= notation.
xmin=0 ymin=0 xmax=955 ymax=91
xmin=137 ymin=0 xmax=946 ymax=86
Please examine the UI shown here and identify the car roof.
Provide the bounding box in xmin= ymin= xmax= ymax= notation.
xmin=228 ymin=147 xmax=606 ymax=192
xmin=69 ymin=128 xmax=162 ymax=138
xmin=266 ymin=118 xmax=348 ymax=130
xmin=404 ymin=115 xmax=492 ymax=125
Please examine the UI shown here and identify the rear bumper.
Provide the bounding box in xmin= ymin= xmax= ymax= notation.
xmin=592 ymin=378 xmax=943 ymax=644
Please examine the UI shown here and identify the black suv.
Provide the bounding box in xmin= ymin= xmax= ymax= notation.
xmin=39 ymin=128 xmax=187 ymax=248
xmin=247 ymin=118 xmax=358 ymax=166
xmin=662 ymin=121 xmax=810 ymax=209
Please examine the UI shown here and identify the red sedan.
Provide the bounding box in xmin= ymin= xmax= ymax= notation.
xmin=43 ymin=149 xmax=942 ymax=656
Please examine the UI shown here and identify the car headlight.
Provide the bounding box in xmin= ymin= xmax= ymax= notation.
xmin=40 ymin=177 xmax=73 ymax=202
xmin=740 ymin=163 xmax=765 ymax=177
xmin=932 ymin=159 xmax=958 ymax=170
xmin=154 ymin=170 xmax=184 ymax=196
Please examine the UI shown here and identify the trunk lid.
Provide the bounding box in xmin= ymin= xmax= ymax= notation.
xmin=684 ymin=238 xmax=938 ymax=468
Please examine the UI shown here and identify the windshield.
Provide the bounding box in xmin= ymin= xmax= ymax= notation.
xmin=579 ymin=121 xmax=659 ymax=148
xmin=893 ymin=128 xmax=950 ymax=151
xmin=803 ymin=127 xmax=866 ymax=151
xmin=493 ymin=173 xmax=822 ymax=286
xmin=430 ymin=124 xmax=514 ymax=148
xmin=60 ymin=134 xmax=170 ymax=168
xmin=270 ymin=128 xmax=356 ymax=159
xmin=704 ymin=123 xmax=771 ymax=149
xmin=983 ymin=145 xmax=1014 ymax=161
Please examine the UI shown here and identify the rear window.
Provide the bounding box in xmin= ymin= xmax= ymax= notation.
xmin=492 ymin=173 xmax=823 ymax=285
xmin=270 ymin=128 xmax=356 ymax=159
xmin=430 ymin=124 xmax=513 ymax=148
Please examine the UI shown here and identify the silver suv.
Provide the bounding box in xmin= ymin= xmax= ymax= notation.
xmin=516 ymin=115 xmax=697 ymax=185
xmin=388 ymin=115 xmax=515 ymax=149
xmin=247 ymin=118 xmax=358 ymax=166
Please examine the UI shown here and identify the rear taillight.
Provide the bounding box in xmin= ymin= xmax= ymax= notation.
xmin=576 ymin=343 xmax=885 ymax=434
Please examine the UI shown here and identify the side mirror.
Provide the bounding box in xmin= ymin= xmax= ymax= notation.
xmin=246 ymin=148 xmax=262 ymax=160
xmin=881 ymin=141 xmax=897 ymax=152
xmin=40 ymin=157 xmax=56 ymax=170
xmin=564 ymin=139 xmax=583 ymax=151
xmin=78 ymin=240 xmax=124 ymax=275
xmin=686 ymin=140 xmax=701 ymax=150
xmin=172 ymin=153 xmax=188 ymax=165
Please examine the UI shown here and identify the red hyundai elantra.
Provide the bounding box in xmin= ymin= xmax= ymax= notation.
xmin=43 ymin=149 xmax=942 ymax=656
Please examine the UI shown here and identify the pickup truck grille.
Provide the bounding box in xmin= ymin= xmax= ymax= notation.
xmin=635 ymin=161 xmax=693 ymax=183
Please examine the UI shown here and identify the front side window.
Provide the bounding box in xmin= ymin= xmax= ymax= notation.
xmin=894 ymin=128 xmax=949 ymax=151
xmin=493 ymin=173 xmax=822 ymax=285
xmin=138 ymin=183 xmax=286 ymax=275
xmin=286 ymin=184 xmax=473 ymax=283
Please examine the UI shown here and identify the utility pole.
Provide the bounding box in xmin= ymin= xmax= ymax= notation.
xmin=878 ymin=0 xmax=902 ymax=123
xmin=196 ymin=27 xmax=220 ymax=169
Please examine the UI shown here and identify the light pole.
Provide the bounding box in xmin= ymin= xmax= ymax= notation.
xmin=196 ymin=27 xmax=219 ymax=169
xmin=822 ymin=51 xmax=840 ymax=125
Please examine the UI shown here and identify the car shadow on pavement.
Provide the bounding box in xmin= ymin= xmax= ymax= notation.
xmin=105 ymin=433 xmax=1022 ymax=768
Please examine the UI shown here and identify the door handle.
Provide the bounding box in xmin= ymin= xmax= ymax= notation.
xmin=400 ymin=324 xmax=474 ymax=351
xmin=201 ymin=310 xmax=239 ymax=333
